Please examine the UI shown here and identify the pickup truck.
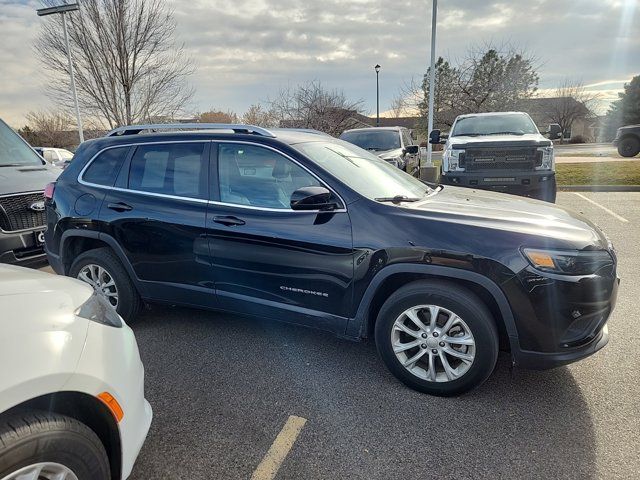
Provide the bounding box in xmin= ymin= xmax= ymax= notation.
xmin=429 ymin=112 xmax=561 ymax=202
xmin=613 ymin=125 xmax=640 ymax=157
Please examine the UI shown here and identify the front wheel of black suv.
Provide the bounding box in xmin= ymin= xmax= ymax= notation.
xmin=375 ymin=280 xmax=499 ymax=396
xmin=69 ymin=247 xmax=142 ymax=322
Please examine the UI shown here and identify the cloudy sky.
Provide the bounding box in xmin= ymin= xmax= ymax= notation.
xmin=0 ymin=0 xmax=638 ymax=126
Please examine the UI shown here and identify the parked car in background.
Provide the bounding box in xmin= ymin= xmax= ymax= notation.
xmin=430 ymin=112 xmax=561 ymax=202
xmin=340 ymin=126 xmax=420 ymax=172
xmin=45 ymin=123 xmax=617 ymax=396
xmin=0 ymin=118 xmax=59 ymax=265
xmin=0 ymin=264 xmax=152 ymax=480
xmin=613 ymin=125 xmax=640 ymax=157
xmin=34 ymin=146 xmax=75 ymax=168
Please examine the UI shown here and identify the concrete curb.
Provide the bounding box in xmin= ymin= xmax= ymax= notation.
xmin=558 ymin=185 xmax=640 ymax=192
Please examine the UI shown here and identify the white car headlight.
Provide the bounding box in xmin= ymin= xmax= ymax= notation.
xmin=443 ymin=149 xmax=464 ymax=171
xmin=536 ymin=146 xmax=554 ymax=170
xmin=75 ymin=293 xmax=123 ymax=327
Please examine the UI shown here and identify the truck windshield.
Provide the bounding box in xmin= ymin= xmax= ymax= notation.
xmin=0 ymin=119 xmax=43 ymax=167
xmin=293 ymin=140 xmax=430 ymax=201
xmin=339 ymin=130 xmax=401 ymax=151
xmin=452 ymin=113 xmax=539 ymax=136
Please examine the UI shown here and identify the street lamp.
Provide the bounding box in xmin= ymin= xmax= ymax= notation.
xmin=425 ymin=0 xmax=438 ymax=168
xmin=374 ymin=64 xmax=381 ymax=127
xmin=37 ymin=3 xmax=84 ymax=143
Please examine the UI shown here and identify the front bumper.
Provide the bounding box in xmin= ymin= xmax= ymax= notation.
xmin=441 ymin=170 xmax=556 ymax=199
xmin=508 ymin=265 xmax=619 ymax=370
xmin=0 ymin=228 xmax=47 ymax=266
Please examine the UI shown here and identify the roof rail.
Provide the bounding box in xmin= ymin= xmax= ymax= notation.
xmin=105 ymin=123 xmax=276 ymax=138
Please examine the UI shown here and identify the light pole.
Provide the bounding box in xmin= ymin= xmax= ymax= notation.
xmin=37 ymin=3 xmax=84 ymax=143
xmin=425 ymin=0 xmax=437 ymax=167
xmin=374 ymin=64 xmax=381 ymax=127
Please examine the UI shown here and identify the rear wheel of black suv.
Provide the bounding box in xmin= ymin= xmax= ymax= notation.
xmin=375 ymin=280 xmax=499 ymax=396
xmin=69 ymin=247 xmax=142 ymax=322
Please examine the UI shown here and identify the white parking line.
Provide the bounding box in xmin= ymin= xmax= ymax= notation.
xmin=250 ymin=415 xmax=307 ymax=480
xmin=572 ymin=192 xmax=629 ymax=223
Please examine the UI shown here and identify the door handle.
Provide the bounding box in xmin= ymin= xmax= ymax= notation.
xmin=213 ymin=215 xmax=245 ymax=227
xmin=107 ymin=202 xmax=133 ymax=212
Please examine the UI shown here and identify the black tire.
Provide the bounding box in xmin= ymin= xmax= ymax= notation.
xmin=0 ymin=411 xmax=110 ymax=480
xmin=617 ymin=136 xmax=640 ymax=158
xmin=374 ymin=280 xmax=499 ymax=396
xmin=69 ymin=247 xmax=142 ymax=321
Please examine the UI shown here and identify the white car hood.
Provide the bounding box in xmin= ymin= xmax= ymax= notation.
xmin=0 ymin=266 xmax=93 ymax=412
xmin=448 ymin=133 xmax=551 ymax=147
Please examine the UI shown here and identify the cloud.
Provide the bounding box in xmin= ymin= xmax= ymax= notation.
xmin=0 ymin=0 xmax=638 ymax=126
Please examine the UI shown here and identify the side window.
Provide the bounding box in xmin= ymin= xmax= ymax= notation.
xmin=128 ymin=143 xmax=207 ymax=199
xmin=401 ymin=130 xmax=412 ymax=147
xmin=83 ymin=147 xmax=129 ymax=186
xmin=218 ymin=143 xmax=321 ymax=209
xmin=43 ymin=150 xmax=56 ymax=163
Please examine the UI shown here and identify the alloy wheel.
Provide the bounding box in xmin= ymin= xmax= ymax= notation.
xmin=1 ymin=462 xmax=79 ymax=480
xmin=391 ymin=304 xmax=476 ymax=382
xmin=77 ymin=263 xmax=119 ymax=308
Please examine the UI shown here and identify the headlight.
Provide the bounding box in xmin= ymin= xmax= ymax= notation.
xmin=443 ymin=149 xmax=464 ymax=171
xmin=522 ymin=248 xmax=614 ymax=275
xmin=536 ymin=146 xmax=554 ymax=170
xmin=75 ymin=293 xmax=123 ymax=327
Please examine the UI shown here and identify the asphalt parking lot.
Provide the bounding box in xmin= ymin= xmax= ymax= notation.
xmin=51 ymin=192 xmax=640 ymax=479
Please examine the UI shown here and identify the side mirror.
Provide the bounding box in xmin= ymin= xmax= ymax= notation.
xmin=429 ymin=129 xmax=441 ymax=144
xmin=290 ymin=186 xmax=337 ymax=211
xmin=548 ymin=123 xmax=562 ymax=139
xmin=404 ymin=145 xmax=419 ymax=155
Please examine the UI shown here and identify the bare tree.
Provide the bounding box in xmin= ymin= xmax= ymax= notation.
xmin=389 ymin=93 xmax=406 ymax=118
xmin=23 ymin=110 xmax=75 ymax=147
xmin=268 ymin=81 xmax=366 ymax=136
xmin=404 ymin=43 xmax=540 ymax=135
xmin=241 ymin=104 xmax=278 ymax=127
xmin=196 ymin=110 xmax=238 ymax=124
xmin=35 ymin=0 xmax=194 ymax=128
xmin=545 ymin=79 xmax=600 ymax=141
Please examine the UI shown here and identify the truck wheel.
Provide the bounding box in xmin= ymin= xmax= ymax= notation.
xmin=0 ymin=411 xmax=110 ymax=480
xmin=618 ymin=137 xmax=640 ymax=157
xmin=374 ymin=280 xmax=499 ymax=396
xmin=70 ymin=247 xmax=142 ymax=322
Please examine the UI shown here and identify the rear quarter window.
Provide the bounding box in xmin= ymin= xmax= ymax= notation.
xmin=83 ymin=147 xmax=130 ymax=186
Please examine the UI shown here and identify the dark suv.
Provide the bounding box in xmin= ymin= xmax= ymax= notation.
xmin=45 ymin=123 xmax=618 ymax=396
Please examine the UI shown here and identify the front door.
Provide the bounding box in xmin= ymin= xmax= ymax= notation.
xmin=99 ymin=140 xmax=215 ymax=307
xmin=206 ymin=141 xmax=354 ymax=334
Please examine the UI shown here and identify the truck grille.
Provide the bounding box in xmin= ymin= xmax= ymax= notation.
xmin=0 ymin=192 xmax=46 ymax=232
xmin=462 ymin=148 xmax=541 ymax=172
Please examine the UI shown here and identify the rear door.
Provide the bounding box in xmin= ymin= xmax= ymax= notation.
xmin=98 ymin=140 xmax=215 ymax=307
xmin=206 ymin=141 xmax=355 ymax=334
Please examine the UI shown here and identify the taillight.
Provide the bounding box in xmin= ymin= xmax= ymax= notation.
xmin=44 ymin=182 xmax=56 ymax=200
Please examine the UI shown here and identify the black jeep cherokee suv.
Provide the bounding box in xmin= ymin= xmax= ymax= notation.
xmin=45 ymin=123 xmax=618 ymax=396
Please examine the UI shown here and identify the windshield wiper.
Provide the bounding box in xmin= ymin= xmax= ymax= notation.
xmin=375 ymin=195 xmax=421 ymax=204
xmin=486 ymin=131 xmax=526 ymax=135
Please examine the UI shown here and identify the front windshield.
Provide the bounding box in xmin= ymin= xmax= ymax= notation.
xmin=340 ymin=130 xmax=401 ymax=151
xmin=0 ymin=119 xmax=43 ymax=167
xmin=452 ymin=113 xmax=539 ymax=136
xmin=293 ymin=140 xmax=430 ymax=201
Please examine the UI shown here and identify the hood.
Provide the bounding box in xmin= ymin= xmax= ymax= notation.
xmin=0 ymin=164 xmax=60 ymax=195
xmin=376 ymin=148 xmax=403 ymax=159
xmin=401 ymin=186 xmax=608 ymax=249
xmin=448 ymin=133 xmax=551 ymax=148
xmin=0 ymin=264 xmax=92 ymax=306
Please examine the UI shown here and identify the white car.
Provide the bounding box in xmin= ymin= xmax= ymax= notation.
xmin=0 ymin=265 xmax=151 ymax=480
xmin=33 ymin=147 xmax=74 ymax=168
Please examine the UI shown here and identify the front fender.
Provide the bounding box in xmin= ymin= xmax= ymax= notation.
xmin=346 ymin=263 xmax=519 ymax=347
